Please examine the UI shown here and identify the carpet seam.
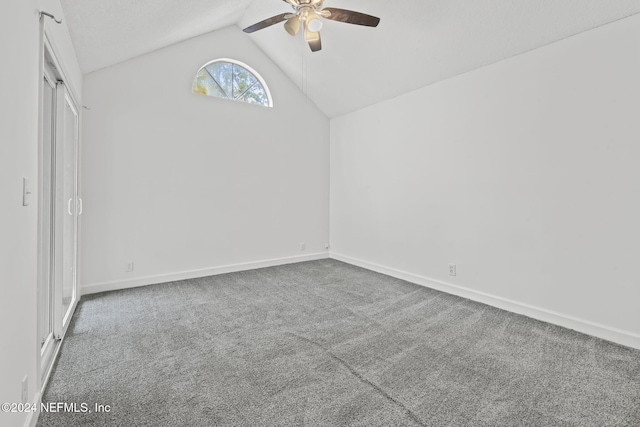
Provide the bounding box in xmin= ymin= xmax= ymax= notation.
xmin=288 ymin=332 xmax=428 ymax=427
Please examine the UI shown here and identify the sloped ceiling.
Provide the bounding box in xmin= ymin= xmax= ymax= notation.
xmin=60 ymin=0 xmax=640 ymax=118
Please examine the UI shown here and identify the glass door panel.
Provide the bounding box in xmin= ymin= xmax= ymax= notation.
xmin=52 ymin=84 xmax=79 ymax=337
xmin=61 ymin=93 xmax=78 ymax=325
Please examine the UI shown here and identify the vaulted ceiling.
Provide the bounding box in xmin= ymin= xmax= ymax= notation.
xmin=60 ymin=0 xmax=640 ymax=117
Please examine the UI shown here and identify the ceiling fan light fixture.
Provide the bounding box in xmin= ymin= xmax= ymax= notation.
xmin=304 ymin=26 xmax=319 ymax=42
xmin=306 ymin=9 xmax=323 ymax=33
xmin=304 ymin=24 xmax=322 ymax=52
xmin=306 ymin=17 xmax=323 ymax=33
xmin=284 ymin=16 xmax=301 ymax=35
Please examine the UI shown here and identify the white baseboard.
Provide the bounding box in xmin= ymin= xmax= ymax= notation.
xmin=24 ymin=391 xmax=41 ymax=427
xmin=81 ymin=252 xmax=330 ymax=296
xmin=330 ymin=252 xmax=640 ymax=350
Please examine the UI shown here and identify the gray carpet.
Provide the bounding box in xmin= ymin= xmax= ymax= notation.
xmin=38 ymin=259 xmax=640 ymax=426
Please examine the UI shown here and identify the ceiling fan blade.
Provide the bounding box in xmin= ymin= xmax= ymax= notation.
xmin=304 ymin=26 xmax=322 ymax=52
xmin=243 ymin=13 xmax=290 ymax=33
xmin=322 ymin=8 xmax=380 ymax=27
xmin=283 ymin=0 xmax=298 ymax=6
xmin=284 ymin=16 xmax=301 ymax=36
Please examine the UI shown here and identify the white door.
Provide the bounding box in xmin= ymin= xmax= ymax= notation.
xmin=39 ymin=51 xmax=81 ymax=383
xmin=54 ymin=83 xmax=79 ymax=335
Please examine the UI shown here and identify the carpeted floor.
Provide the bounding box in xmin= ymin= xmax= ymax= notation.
xmin=38 ymin=259 xmax=640 ymax=426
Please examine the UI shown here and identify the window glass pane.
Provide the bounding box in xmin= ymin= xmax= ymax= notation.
xmin=193 ymin=60 xmax=270 ymax=107
xmin=205 ymin=62 xmax=233 ymax=98
xmin=241 ymin=84 xmax=269 ymax=106
xmin=233 ymin=65 xmax=258 ymax=99
xmin=192 ymin=69 xmax=226 ymax=98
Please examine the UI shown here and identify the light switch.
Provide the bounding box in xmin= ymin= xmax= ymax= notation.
xmin=23 ymin=177 xmax=32 ymax=206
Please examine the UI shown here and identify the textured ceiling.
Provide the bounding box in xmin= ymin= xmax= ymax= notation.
xmin=61 ymin=0 xmax=640 ymax=118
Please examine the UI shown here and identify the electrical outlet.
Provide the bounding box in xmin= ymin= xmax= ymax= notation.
xmin=21 ymin=376 xmax=28 ymax=404
xmin=449 ymin=263 xmax=457 ymax=276
xmin=125 ymin=262 xmax=134 ymax=272
xmin=300 ymin=242 xmax=306 ymax=251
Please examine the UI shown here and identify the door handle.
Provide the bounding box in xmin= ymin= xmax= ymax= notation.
xmin=67 ymin=198 xmax=73 ymax=215
xmin=78 ymin=197 xmax=83 ymax=215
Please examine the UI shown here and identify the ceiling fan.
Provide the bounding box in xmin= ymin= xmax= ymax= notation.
xmin=243 ymin=0 xmax=380 ymax=52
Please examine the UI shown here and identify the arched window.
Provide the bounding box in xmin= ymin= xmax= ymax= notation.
xmin=192 ymin=59 xmax=272 ymax=107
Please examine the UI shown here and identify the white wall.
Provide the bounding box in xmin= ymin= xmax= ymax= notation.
xmin=0 ymin=1 xmax=81 ymax=426
xmin=81 ymin=26 xmax=329 ymax=292
xmin=330 ymin=14 xmax=640 ymax=348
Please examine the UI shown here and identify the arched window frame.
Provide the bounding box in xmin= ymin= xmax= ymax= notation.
xmin=192 ymin=58 xmax=273 ymax=108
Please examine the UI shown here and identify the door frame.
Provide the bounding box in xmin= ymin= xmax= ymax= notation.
xmin=38 ymin=27 xmax=82 ymax=391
